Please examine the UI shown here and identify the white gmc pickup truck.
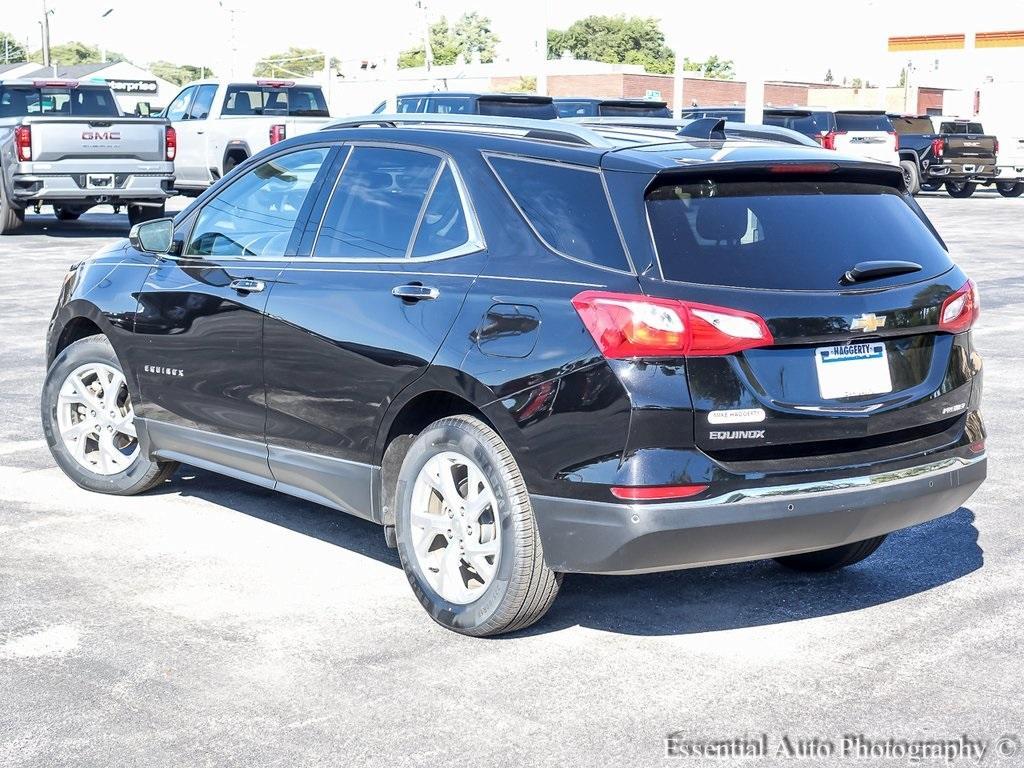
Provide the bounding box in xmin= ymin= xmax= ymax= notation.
xmin=162 ymin=79 xmax=333 ymax=194
xmin=0 ymin=78 xmax=175 ymax=234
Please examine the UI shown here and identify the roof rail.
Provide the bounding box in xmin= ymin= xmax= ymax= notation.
xmin=566 ymin=117 xmax=819 ymax=147
xmin=323 ymin=113 xmax=615 ymax=148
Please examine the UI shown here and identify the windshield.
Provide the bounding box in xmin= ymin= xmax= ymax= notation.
xmin=556 ymin=101 xmax=595 ymax=117
xmin=764 ymin=111 xmax=831 ymax=136
xmin=222 ymin=85 xmax=329 ymax=117
xmin=646 ymin=178 xmax=952 ymax=291
xmin=940 ymin=122 xmax=984 ymax=134
xmin=835 ymin=112 xmax=893 ymax=132
xmin=890 ymin=116 xmax=935 ymax=134
xmin=0 ymin=86 xmax=120 ymax=118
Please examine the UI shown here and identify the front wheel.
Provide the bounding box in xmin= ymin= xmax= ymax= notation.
xmin=774 ymin=536 xmax=887 ymax=572
xmin=945 ymin=180 xmax=977 ymax=198
xmin=996 ymin=181 xmax=1024 ymax=198
xmin=394 ymin=415 xmax=561 ymax=636
xmin=41 ymin=335 xmax=178 ymax=495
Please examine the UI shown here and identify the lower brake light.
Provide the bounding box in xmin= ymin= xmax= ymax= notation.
xmin=572 ymin=291 xmax=774 ymax=359
xmin=938 ymin=280 xmax=979 ymax=333
xmin=611 ymin=484 xmax=709 ymax=501
xmin=14 ymin=125 xmax=32 ymax=161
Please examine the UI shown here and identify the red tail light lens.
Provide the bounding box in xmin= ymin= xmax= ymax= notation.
xmin=819 ymin=130 xmax=845 ymax=150
xmin=939 ymin=280 xmax=979 ymax=333
xmin=164 ymin=126 xmax=176 ymax=161
xmin=14 ymin=125 xmax=32 ymax=161
xmin=611 ymin=484 xmax=709 ymax=501
xmin=571 ymin=291 xmax=774 ymax=359
xmin=931 ymin=137 xmax=944 ymax=157
xmin=994 ymin=138 xmax=999 ymax=154
xmin=890 ymin=130 xmax=899 ymax=152
xmin=269 ymin=124 xmax=287 ymax=144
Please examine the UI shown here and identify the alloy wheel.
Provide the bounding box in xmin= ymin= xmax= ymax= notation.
xmin=56 ymin=362 xmax=139 ymax=475
xmin=409 ymin=451 xmax=501 ymax=604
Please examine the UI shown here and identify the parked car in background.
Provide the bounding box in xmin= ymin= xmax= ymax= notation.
xmin=161 ymin=79 xmax=332 ymax=194
xmin=554 ymin=98 xmax=671 ymax=118
xmin=889 ymin=115 xmax=1001 ymax=197
xmin=373 ymin=92 xmax=558 ymax=119
xmin=0 ymin=78 xmax=175 ymax=233
xmin=682 ymin=107 xmax=899 ymax=165
xmin=41 ymin=114 xmax=985 ymax=636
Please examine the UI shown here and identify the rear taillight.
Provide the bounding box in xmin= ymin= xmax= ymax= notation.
xmin=994 ymin=138 xmax=999 ymax=154
xmin=611 ymin=484 xmax=709 ymax=501
xmin=571 ymin=291 xmax=774 ymax=359
xmin=890 ymin=130 xmax=898 ymax=152
xmin=819 ymin=130 xmax=836 ymax=150
xmin=931 ymin=137 xmax=944 ymax=158
xmin=939 ymin=280 xmax=979 ymax=334
xmin=14 ymin=125 xmax=32 ymax=161
xmin=269 ymin=124 xmax=287 ymax=145
xmin=165 ymin=126 xmax=176 ymax=161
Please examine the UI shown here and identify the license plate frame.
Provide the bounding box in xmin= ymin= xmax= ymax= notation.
xmin=814 ymin=342 xmax=893 ymax=400
xmin=86 ymin=173 xmax=115 ymax=190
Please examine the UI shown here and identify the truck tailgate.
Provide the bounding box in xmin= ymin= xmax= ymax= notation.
xmin=25 ymin=117 xmax=168 ymax=162
xmin=943 ymin=135 xmax=997 ymax=162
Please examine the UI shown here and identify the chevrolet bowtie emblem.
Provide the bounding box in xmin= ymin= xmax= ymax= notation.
xmin=850 ymin=313 xmax=887 ymax=333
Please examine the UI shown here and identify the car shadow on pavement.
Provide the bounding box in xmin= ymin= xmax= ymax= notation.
xmin=157 ymin=468 xmax=982 ymax=638
xmin=11 ymin=213 xmax=130 ymax=239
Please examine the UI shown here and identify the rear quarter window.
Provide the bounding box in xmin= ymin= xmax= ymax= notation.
xmin=488 ymin=156 xmax=630 ymax=272
xmin=646 ymin=178 xmax=953 ymax=291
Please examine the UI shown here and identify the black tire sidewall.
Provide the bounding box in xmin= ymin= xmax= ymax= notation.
xmin=899 ymin=160 xmax=920 ymax=195
xmin=997 ymin=181 xmax=1024 ymax=197
xmin=394 ymin=419 xmax=522 ymax=634
xmin=41 ymin=336 xmax=159 ymax=494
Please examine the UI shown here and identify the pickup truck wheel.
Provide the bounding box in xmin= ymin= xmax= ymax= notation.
xmin=899 ymin=161 xmax=920 ymax=195
xmin=54 ymin=206 xmax=82 ymax=221
xmin=945 ymin=180 xmax=977 ymax=198
xmin=41 ymin=335 xmax=178 ymax=495
xmin=775 ymin=535 xmax=887 ymax=572
xmin=0 ymin=187 xmax=26 ymax=234
xmin=996 ymin=181 xmax=1024 ymax=198
xmin=919 ymin=180 xmax=943 ymax=192
xmin=394 ymin=414 xmax=562 ymax=636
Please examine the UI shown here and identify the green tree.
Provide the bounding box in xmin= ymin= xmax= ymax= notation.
xmin=505 ymin=75 xmax=537 ymax=93
xmin=824 ymin=68 xmax=834 ymax=84
xmin=149 ymin=60 xmax=214 ymax=85
xmin=399 ymin=12 xmax=499 ymax=68
xmin=254 ymin=47 xmax=330 ymax=78
xmin=547 ymin=15 xmax=675 ymax=74
xmin=1 ymin=31 xmax=28 ymax=63
xmin=683 ymin=54 xmax=735 ymax=79
xmin=31 ymin=41 xmax=125 ymax=66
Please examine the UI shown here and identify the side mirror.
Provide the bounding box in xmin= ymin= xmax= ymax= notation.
xmin=130 ymin=218 xmax=176 ymax=254
xmin=134 ymin=102 xmax=152 ymax=117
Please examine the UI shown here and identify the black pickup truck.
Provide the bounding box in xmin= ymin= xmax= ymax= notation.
xmin=891 ymin=115 xmax=1002 ymax=197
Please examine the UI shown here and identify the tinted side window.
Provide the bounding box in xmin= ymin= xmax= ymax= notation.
xmin=187 ymin=147 xmax=330 ymax=258
xmin=835 ymin=112 xmax=893 ymax=131
xmin=426 ymin=96 xmax=473 ymax=114
xmin=764 ymin=111 xmax=831 ymax=136
xmin=288 ymin=87 xmax=329 ymax=117
xmin=411 ymin=166 xmax=470 ymax=257
xmin=166 ymin=87 xmax=195 ymax=121
xmin=489 ymin=157 xmax=629 ymax=271
xmin=188 ymin=85 xmax=217 ymax=119
xmin=314 ymin=147 xmax=440 ymax=259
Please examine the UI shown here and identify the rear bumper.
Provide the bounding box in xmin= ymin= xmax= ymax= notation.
xmin=926 ymin=162 xmax=997 ymax=180
xmin=531 ymin=454 xmax=986 ymax=575
xmin=9 ymin=171 xmax=174 ymax=204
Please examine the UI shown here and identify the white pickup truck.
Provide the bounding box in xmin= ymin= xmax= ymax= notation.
xmin=162 ymin=79 xmax=333 ymax=194
xmin=0 ymin=78 xmax=175 ymax=234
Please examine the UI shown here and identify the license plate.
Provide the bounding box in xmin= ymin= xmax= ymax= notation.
xmin=815 ymin=342 xmax=892 ymax=399
xmin=86 ymin=173 xmax=114 ymax=190
xmin=962 ymin=165 xmax=976 ymax=173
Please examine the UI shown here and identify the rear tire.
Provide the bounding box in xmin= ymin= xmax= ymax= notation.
xmin=54 ymin=206 xmax=82 ymax=221
xmin=41 ymin=335 xmax=178 ymax=495
xmin=899 ymin=160 xmax=920 ymax=195
xmin=394 ymin=414 xmax=561 ymax=636
xmin=0 ymin=186 xmax=25 ymax=234
xmin=996 ymin=181 xmax=1024 ymax=198
xmin=945 ymin=180 xmax=977 ymax=198
xmin=774 ymin=535 xmax=887 ymax=572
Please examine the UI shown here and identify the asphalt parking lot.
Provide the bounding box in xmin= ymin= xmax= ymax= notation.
xmin=1 ymin=192 xmax=1021 ymax=766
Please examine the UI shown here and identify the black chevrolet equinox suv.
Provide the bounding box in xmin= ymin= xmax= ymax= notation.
xmin=42 ymin=114 xmax=987 ymax=636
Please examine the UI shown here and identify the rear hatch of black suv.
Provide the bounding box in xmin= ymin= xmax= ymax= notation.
xmin=634 ymin=160 xmax=981 ymax=476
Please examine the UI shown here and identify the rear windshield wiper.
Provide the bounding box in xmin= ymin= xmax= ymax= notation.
xmin=840 ymin=260 xmax=922 ymax=285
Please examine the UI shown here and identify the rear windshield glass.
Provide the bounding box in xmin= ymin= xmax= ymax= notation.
xmin=600 ymin=104 xmax=670 ymax=117
xmin=222 ymin=85 xmax=329 ymax=117
xmin=835 ymin=112 xmax=893 ymax=131
xmin=646 ymin=179 xmax=952 ymax=290
xmin=940 ymin=122 xmax=983 ymax=134
xmin=889 ymin=116 xmax=934 ymax=134
xmin=556 ymin=101 xmax=594 ymax=117
xmin=0 ymin=86 xmax=119 ymax=117
xmin=478 ymin=100 xmax=557 ymax=119
xmin=764 ymin=111 xmax=831 ymax=136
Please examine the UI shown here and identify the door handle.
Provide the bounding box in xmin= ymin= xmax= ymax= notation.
xmin=229 ymin=278 xmax=265 ymax=294
xmin=392 ymin=284 xmax=439 ymax=301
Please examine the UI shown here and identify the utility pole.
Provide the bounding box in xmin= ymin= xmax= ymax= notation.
xmin=41 ymin=0 xmax=53 ymax=69
xmin=218 ymin=2 xmax=239 ymax=77
xmin=416 ymin=1 xmax=433 ymax=71
xmin=100 ymin=8 xmax=114 ymax=64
